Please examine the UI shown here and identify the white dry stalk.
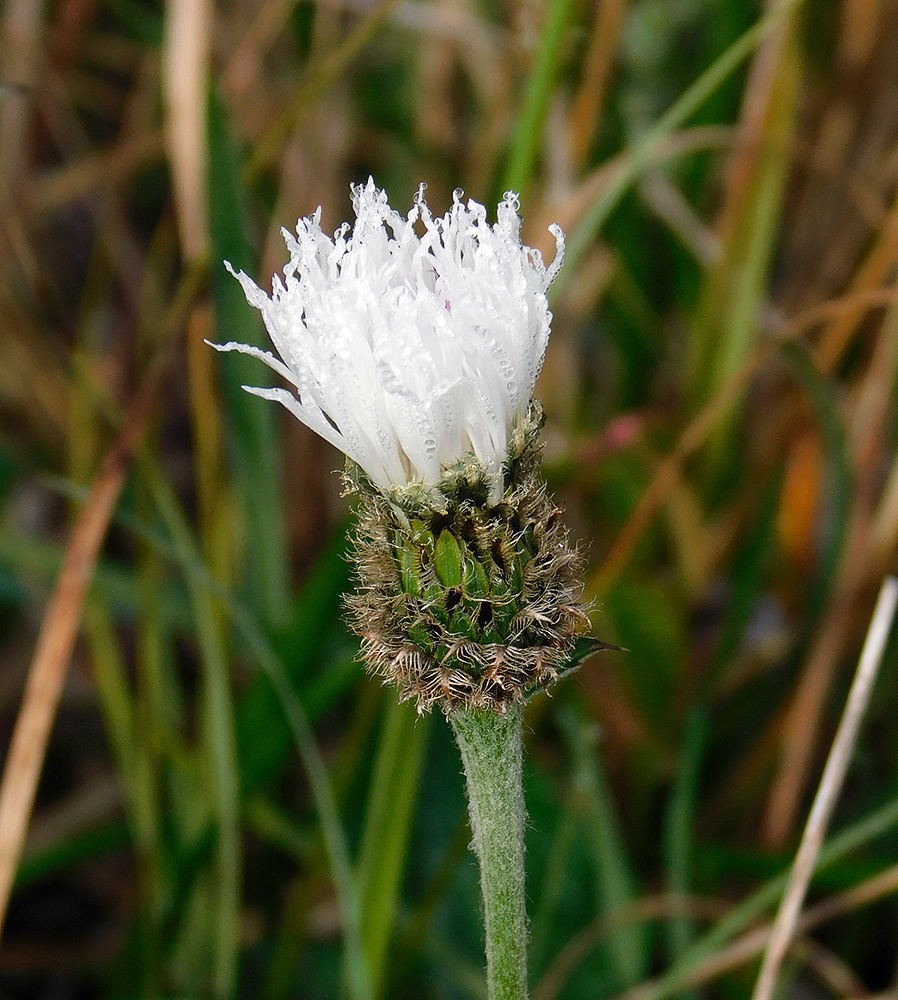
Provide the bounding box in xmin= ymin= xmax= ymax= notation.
xmin=751 ymin=576 xmax=898 ymax=1000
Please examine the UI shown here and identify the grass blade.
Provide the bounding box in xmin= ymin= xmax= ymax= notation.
xmin=355 ymin=698 xmax=430 ymax=997
xmin=142 ymin=461 xmax=372 ymax=1000
xmin=207 ymin=86 xmax=290 ymax=629
xmin=149 ymin=468 xmax=242 ymax=997
xmin=0 ymin=337 xmax=176 ymax=938
xmin=557 ymin=0 xmax=806 ymax=298
xmin=559 ymin=707 xmax=648 ymax=989
xmin=662 ymin=706 xmax=707 ymax=988
xmin=502 ymin=0 xmax=581 ymax=202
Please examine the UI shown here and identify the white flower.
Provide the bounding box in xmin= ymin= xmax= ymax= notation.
xmin=210 ymin=178 xmax=564 ymax=498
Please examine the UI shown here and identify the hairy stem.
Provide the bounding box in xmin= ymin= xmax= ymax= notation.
xmin=450 ymin=705 xmax=528 ymax=1000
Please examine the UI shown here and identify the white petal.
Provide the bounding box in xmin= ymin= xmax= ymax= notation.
xmin=205 ymin=339 xmax=300 ymax=388
xmin=210 ymin=182 xmax=564 ymax=493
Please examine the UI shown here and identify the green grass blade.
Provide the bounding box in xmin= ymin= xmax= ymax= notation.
xmin=141 ymin=459 xmax=372 ymax=1000
xmin=227 ymin=602 xmax=373 ymax=1000
xmin=634 ymin=795 xmax=898 ymax=1000
xmin=661 ymin=706 xmax=707 ymax=987
xmin=502 ymin=0 xmax=581 ymax=202
xmin=0 ymin=522 xmax=190 ymax=627
xmin=16 ymin=819 xmax=131 ymax=887
xmin=65 ymin=452 xmax=364 ymax=994
xmin=147 ymin=467 xmax=242 ymax=997
xmin=244 ymin=793 xmax=313 ymax=860
xmin=528 ymin=796 xmax=578 ymax=976
xmin=686 ymin=20 xmax=800 ymax=463
xmin=705 ymin=466 xmax=784 ymax=691
xmin=534 ymin=794 xmax=898 ymax=1000
xmin=355 ymin=698 xmax=430 ymax=998
xmin=556 ymin=0 xmax=806 ymax=299
xmin=207 ymin=86 xmax=290 ymax=629
xmin=559 ymin=707 xmax=649 ymax=988
xmin=82 ymin=597 xmax=163 ymax=889
xmin=237 ymin=528 xmax=351 ymax=793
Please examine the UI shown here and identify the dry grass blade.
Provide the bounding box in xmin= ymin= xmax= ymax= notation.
xmin=588 ymin=288 xmax=898 ymax=597
xmin=761 ymin=561 xmax=859 ymax=847
xmin=24 ymin=131 xmax=165 ymax=215
xmin=815 ymin=194 xmax=898 ymax=373
xmin=793 ymin=937 xmax=867 ymax=998
xmin=163 ymin=0 xmax=211 ymax=260
xmin=532 ymin=894 xmax=730 ymax=1000
xmin=868 ymin=453 xmax=898 ymax=568
xmin=713 ymin=0 xmax=794 ymax=252
xmin=762 ymin=293 xmax=898 ymax=846
xmin=538 ymin=842 xmax=898 ymax=1000
xmin=617 ymin=851 xmax=898 ymax=1000
xmin=568 ymin=0 xmax=628 ymax=170
xmin=244 ymin=0 xmax=408 ymax=182
xmin=222 ymin=0 xmax=298 ymax=101
xmin=0 ymin=428 xmax=139 ymax=938
xmin=750 ymin=576 xmax=898 ymax=1000
xmin=0 ymin=0 xmax=42 ymax=186
xmin=0 ymin=269 xmax=200 ymax=939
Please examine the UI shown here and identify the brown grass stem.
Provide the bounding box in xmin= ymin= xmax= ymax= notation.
xmin=532 ymin=894 xmax=730 ymax=1000
xmin=0 ymin=268 xmax=200 ymax=941
xmin=0 ymin=391 xmax=150 ymax=939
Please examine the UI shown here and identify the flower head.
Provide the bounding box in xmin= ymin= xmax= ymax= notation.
xmin=210 ymin=180 xmax=594 ymax=714
xmin=210 ymin=178 xmax=564 ymax=499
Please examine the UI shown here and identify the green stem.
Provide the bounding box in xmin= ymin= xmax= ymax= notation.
xmin=450 ymin=706 xmax=528 ymax=1000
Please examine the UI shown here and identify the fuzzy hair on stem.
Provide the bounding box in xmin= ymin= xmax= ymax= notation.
xmin=451 ymin=705 xmax=529 ymax=1000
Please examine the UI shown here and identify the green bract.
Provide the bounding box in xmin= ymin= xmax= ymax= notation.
xmin=346 ymin=403 xmax=589 ymax=714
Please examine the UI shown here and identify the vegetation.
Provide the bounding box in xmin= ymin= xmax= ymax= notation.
xmin=1 ymin=0 xmax=897 ymax=997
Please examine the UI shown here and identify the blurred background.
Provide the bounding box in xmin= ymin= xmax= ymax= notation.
xmin=2 ymin=0 xmax=898 ymax=997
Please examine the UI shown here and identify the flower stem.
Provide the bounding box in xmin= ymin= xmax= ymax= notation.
xmin=450 ymin=705 xmax=528 ymax=1000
